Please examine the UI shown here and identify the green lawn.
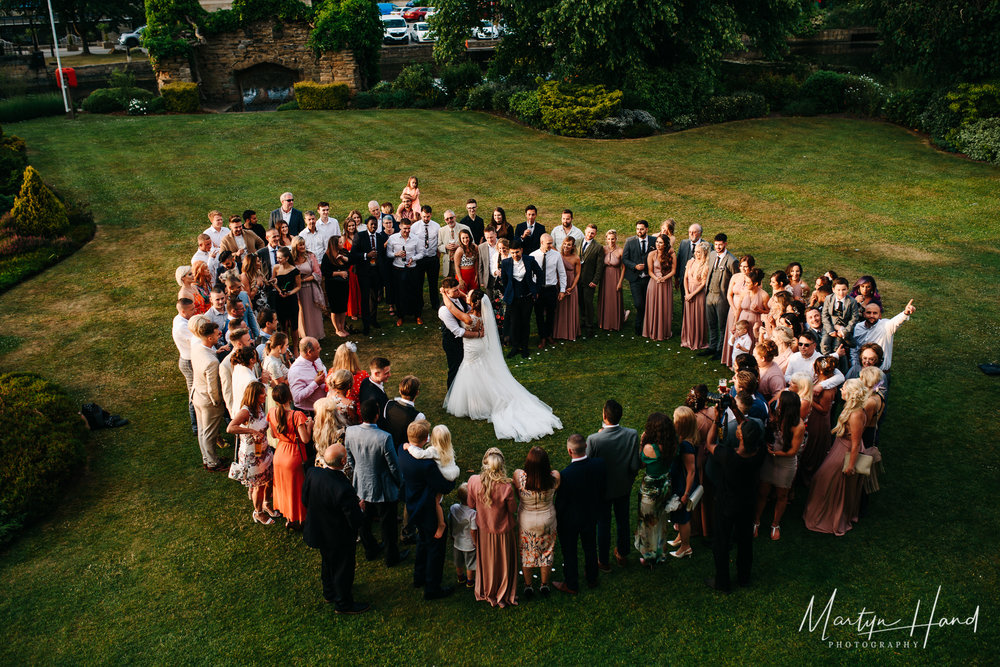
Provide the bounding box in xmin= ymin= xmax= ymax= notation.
xmin=0 ymin=111 xmax=997 ymax=664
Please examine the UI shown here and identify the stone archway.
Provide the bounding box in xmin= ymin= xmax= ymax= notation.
xmin=235 ymin=62 xmax=299 ymax=110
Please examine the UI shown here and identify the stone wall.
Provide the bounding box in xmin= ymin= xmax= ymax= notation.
xmin=152 ymin=20 xmax=361 ymax=106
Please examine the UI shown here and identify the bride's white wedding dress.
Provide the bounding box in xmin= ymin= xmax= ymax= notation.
xmin=443 ymin=300 xmax=562 ymax=442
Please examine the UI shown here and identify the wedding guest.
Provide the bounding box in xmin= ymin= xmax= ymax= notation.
xmin=798 ymin=354 xmax=839 ymax=487
xmin=222 ymin=276 xmax=261 ymax=338
xmin=220 ymin=214 xmax=263 ymax=260
xmin=550 ymin=209 xmax=584 ymax=251
xmin=467 ymin=447 xmax=518 ymax=607
xmin=288 ymin=337 xmax=327 ymax=415
xmin=448 ymin=483 xmax=477 ymax=588
xmin=821 ymin=277 xmax=862 ymax=354
xmin=787 ymin=262 xmax=810 ymax=301
xmin=177 ymin=266 xmax=208 ymax=315
xmin=703 ymin=233 xmax=738 ymax=359
xmin=809 ymin=275 xmax=832 ymax=309
xmin=173 ymin=298 xmax=198 ymax=435
xmin=492 ymin=206 xmax=514 ymax=242
xmin=685 ymin=385 xmax=717 ymax=538
xmin=316 ymin=201 xmax=341 ymax=240
xmin=351 ymin=216 xmax=385 ymax=335
xmin=453 ymin=229 xmax=479 ymax=293
xmin=290 ymin=236 xmax=326 ymax=341
xmin=531 ymin=233 xmax=566 ymax=349
xmin=270 ymin=192 xmax=304 ymax=236
xmin=226 ymin=381 xmax=276 ymax=525
xmin=623 ymin=220 xmax=652 ymax=336
xmin=404 ymin=424 xmax=461 ymax=537
xmin=762 ymin=291 xmax=792 ymax=342
xmin=379 ymin=214 xmax=397 ymax=316
xmin=190 ymin=261 xmax=214 ymax=310
xmin=656 ymin=218 xmax=676 ymax=252
xmin=476 ymin=226 xmax=500 ymax=293
xmin=783 ymin=330 xmax=845 ymax=390
xmin=769 ymin=269 xmax=791 ymax=297
xmin=705 ymin=416 xmax=766 ymax=592
xmin=320 ymin=235 xmax=351 ymax=338
xmin=318 ymin=369 xmax=358 ymax=438
xmin=358 ymin=356 xmax=391 ymax=415
xmin=381 ymin=375 xmax=425 ymax=454
xmin=271 ymin=246 xmax=301 ymax=350
xmin=191 ymin=320 xmax=228 ymax=471
xmin=398 ymin=420 xmax=457 ymax=600
xmin=229 ymin=345 xmax=258 ymax=417
xmin=438 ymin=210 xmax=469 ymax=280
xmin=341 ymin=216 xmax=362 ymax=322
xmin=400 ymin=176 xmax=421 ymax=218
xmin=261 ymin=332 xmax=290 ymax=439
xmin=804 ymin=379 xmax=869 ymax=535
xmin=739 ymin=266 xmax=770 ymax=342
xmin=721 ymin=255 xmax=754 ymax=366
xmin=586 ymin=399 xmax=641 ymax=569
xmin=850 ymin=299 xmax=916 ymax=373
xmin=859 ymin=366 xmax=886 ymax=447
xmin=299 ymin=211 xmax=328 ymax=259
xmin=728 ymin=321 xmax=753 ymax=371
xmin=345 ymin=399 xmax=406 ymax=567
xmin=642 ymin=233 xmax=675 ymax=341
xmin=386 ymin=221 xmax=421 ymax=326
xmin=576 ymin=224 xmax=603 ymax=338
xmin=846 ymin=343 xmax=886 ymax=387
xmin=754 ymin=340 xmax=785 ymax=402
xmin=302 ymin=443 xmax=369 ymax=614
xmin=460 ymin=199 xmax=485 ymax=243
xmin=552 ymin=236 xmax=581 ymax=341
xmin=191 ymin=234 xmax=219 ymax=283
xmin=676 ymin=223 xmax=703 ymax=296
xmin=753 ymin=391 xmax=805 ymax=541
xmin=203 ymin=210 xmax=230 ymax=249
xmin=680 ymin=242 xmax=709 ymax=349
xmin=412 ymin=205 xmax=442 ymax=315
xmin=666 ymin=406 xmax=699 ymax=559
xmin=240 ymin=252 xmax=269 ymax=315
xmin=513 ymin=446 xmax=560 ymax=598
xmin=331 ymin=342 xmax=368 ymax=423
xmin=788 ymin=372 xmax=814 ymax=421
xmin=598 ymin=229 xmax=625 ymax=331
xmin=267 ymin=383 xmax=311 ymax=528
xmin=552 ymin=434 xmax=605 ymax=594
xmin=850 ymin=275 xmax=882 ymax=309
xmin=515 ymin=204 xmax=545 ymax=256
xmin=634 ymin=412 xmax=676 ymax=567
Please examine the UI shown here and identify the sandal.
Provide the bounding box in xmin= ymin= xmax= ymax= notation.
xmin=667 ymin=535 xmax=683 ymax=547
xmin=753 ymin=522 xmax=760 ymax=538
xmin=253 ymin=511 xmax=273 ymax=525
xmin=771 ymin=525 xmax=781 ymax=541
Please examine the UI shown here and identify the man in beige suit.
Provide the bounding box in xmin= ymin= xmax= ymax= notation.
xmin=220 ymin=215 xmax=264 ymax=262
xmin=191 ymin=319 xmax=229 ymax=471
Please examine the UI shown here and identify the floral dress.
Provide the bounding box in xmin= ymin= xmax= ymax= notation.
xmin=514 ymin=470 xmax=558 ymax=568
xmin=635 ymin=441 xmax=671 ymax=562
xmin=228 ymin=408 xmax=273 ymax=488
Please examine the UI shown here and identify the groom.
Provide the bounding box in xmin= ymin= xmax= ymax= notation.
xmin=438 ymin=277 xmax=484 ymax=388
xmin=500 ymin=239 xmax=542 ymax=359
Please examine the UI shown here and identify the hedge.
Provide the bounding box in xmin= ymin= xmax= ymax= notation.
xmin=0 ymin=372 xmax=88 ymax=546
xmin=6 ymin=166 xmax=69 ymax=238
xmin=161 ymin=81 xmax=200 ymax=113
xmin=293 ymin=81 xmax=350 ymax=110
xmin=81 ymin=88 xmax=155 ymax=114
xmin=697 ymin=92 xmax=769 ymax=125
xmin=538 ymin=81 xmax=623 ymax=138
xmin=954 ymin=118 xmax=1000 ymax=164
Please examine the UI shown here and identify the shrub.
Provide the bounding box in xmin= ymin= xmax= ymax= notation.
xmin=842 ymin=74 xmax=887 ymax=117
xmin=0 ymin=373 xmax=88 ymax=546
xmin=447 ymin=88 xmax=469 ymax=110
xmin=491 ymin=85 xmax=519 ymax=113
xmin=148 ymin=96 xmax=167 ymax=114
xmin=439 ymin=61 xmax=482 ymax=97
xmin=82 ymin=88 xmax=125 ymax=114
xmin=944 ymin=83 xmax=1000 ymax=129
xmin=918 ymin=92 xmax=964 ymax=150
xmin=698 ymin=92 xmax=769 ymax=125
xmin=293 ymin=81 xmax=350 ymax=110
xmin=391 ymin=64 xmax=441 ymax=105
xmin=6 ymin=166 xmax=69 ymax=237
xmin=465 ymin=82 xmax=494 ymax=110
xmin=622 ymin=64 xmax=717 ymax=123
xmin=670 ymin=114 xmax=698 ymax=130
xmin=351 ymin=91 xmax=376 ymax=109
xmin=591 ymin=109 xmax=660 ymax=139
xmin=508 ymin=89 xmax=541 ymax=126
xmin=161 ymin=81 xmax=200 ymax=113
xmin=885 ymin=88 xmax=935 ymax=129
xmin=537 ymin=81 xmax=623 ymax=137
xmin=0 ymin=93 xmax=65 ymax=123
xmin=797 ymin=70 xmax=848 ymax=114
xmin=953 ymin=118 xmax=1000 ymax=164
xmin=748 ymin=72 xmax=801 ymax=112
xmin=276 ymin=100 xmax=299 ymax=111
xmin=0 ymin=128 xmax=28 ymax=200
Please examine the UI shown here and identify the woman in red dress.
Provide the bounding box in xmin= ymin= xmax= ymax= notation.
xmin=454 ymin=229 xmax=479 ymax=294
xmin=341 ymin=215 xmax=362 ymax=321
xmin=266 ymin=383 xmax=311 ymax=528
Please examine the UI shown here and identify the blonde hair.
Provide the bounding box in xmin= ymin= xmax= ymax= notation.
xmin=477 ymin=447 xmax=510 ymax=507
xmin=187 ymin=314 xmax=206 ymax=335
xmin=289 ymin=236 xmax=308 ymax=264
xmin=430 ymin=424 xmax=455 ymax=468
xmin=789 ymin=372 xmax=813 ymax=404
xmin=833 ymin=379 xmax=868 ymax=437
xmin=332 ymin=343 xmax=363 ymax=374
xmin=313 ymin=396 xmax=345 ymax=451
xmin=673 ymin=405 xmax=700 ymax=446
xmin=329 ymin=368 xmax=353 ymax=393
xmin=859 ymin=366 xmax=884 ymax=392
xmin=690 ymin=242 xmax=710 ymax=282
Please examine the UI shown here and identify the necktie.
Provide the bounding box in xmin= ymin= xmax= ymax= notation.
xmin=583 ymin=241 xmax=589 ymax=255
xmin=271 ymin=247 xmax=276 ymax=265
xmin=541 ymin=251 xmax=547 ymax=284
xmin=424 ymin=222 xmax=429 ymax=249
xmin=640 ymin=238 xmax=646 ymax=255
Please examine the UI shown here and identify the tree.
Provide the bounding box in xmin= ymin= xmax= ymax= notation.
xmin=8 ymin=166 xmax=69 ymax=237
xmin=870 ymin=0 xmax=1000 ymax=85
xmin=429 ymin=0 xmax=479 ymax=67
xmin=50 ymin=0 xmax=144 ymax=55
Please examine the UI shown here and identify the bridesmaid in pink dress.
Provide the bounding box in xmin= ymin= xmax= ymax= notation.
xmin=721 ymin=255 xmax=754 ymax=366
xmin=680 ymin=241 xmax=710 ymax=349
xmin=291 ymin=237 xmax=326 ymax=340
xmin=804 ymin=379 xmax=868 ymax=535
xmin=642 ymin=235 xmax=676 ymax=341
xmin=799 ymin=355 xmax=838 ymax=487
xmin=598 ymin=230 xmax=625 ymax=331
xmin=786 ymin=262 xmax=810 ymax=302
xmin=735 ymin=268 xmax=769 ymax=345
xmin=553 ymin=237 xmax=581 ymax=340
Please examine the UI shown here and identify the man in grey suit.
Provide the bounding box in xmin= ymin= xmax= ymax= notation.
xmin=345 ymin=399 xmax=409 ymax=567
xmin=622 ymin=220 xmax=652 ymax=335
xmin=190 ymin=320 xmax=229 ymax=471
xmin=821 ymin=277 xmax=862 ymax=355
xmin=675 ymin=223 xmax=704 ymax=301
xmin=702 ymin=233 xmax=738 ymax=359
xmin=577 ymin=224 xmax=604 ymax=338
xmin=586 ymin=399 xmax=640 ymax=569
xmin=269 ymin=191 xmax=305 ymax=237
xmin=476 ymin=226 xmax=500 ymax=291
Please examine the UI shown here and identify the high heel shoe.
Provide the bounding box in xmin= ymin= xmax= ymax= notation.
xmin=770 ymin=525 xmax=781 ymax=541
xmin=669 ymin=546 xmax=693 ymax=559
xmin=667 ymin=535 xmax=683 ymax=547
xmin=253 ymin=510 xmax=273 ymax=525
xmin=753 ymin=522 xmax=760 ymax=538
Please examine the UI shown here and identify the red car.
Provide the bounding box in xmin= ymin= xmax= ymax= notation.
xmin=402 ymin=6 xmax=429 ymax=21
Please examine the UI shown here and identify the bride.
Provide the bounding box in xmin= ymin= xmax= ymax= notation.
xmin=441 ymin=288 xmax=562 ymax=442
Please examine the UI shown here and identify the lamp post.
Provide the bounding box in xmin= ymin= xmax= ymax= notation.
xmin=45 ymin=0 xmax=72 ymax=114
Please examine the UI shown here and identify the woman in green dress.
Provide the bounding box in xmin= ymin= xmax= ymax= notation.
xmin=634 ymin=412 xmax=678 ymax=567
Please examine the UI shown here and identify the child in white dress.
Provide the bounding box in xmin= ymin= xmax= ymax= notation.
xmin=728 ymin=319 xmax=753 ymax=371
xmin=405 ymin=424 xmax=460 ymax=538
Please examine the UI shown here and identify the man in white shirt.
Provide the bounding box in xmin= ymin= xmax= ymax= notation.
xmin=287 ymin=337 xmax=327 ymax=414
xmin=783 ymin=330 xmax=845 ymax=389
xmin=437 ymin=209 xmax=470 ymax=279
xmin=476 ymin=226 xmax=500 ymax=291
xmin=300 ymin=210 xmax=329 ymax=258
xmin=851 ymin=299 xmax=915 ymax=371
xmin=386 ymin=221 xmax=422 ymax=325
xmin=530 ymin=233 xmax=567 ymax=349
xmin=202 ymin=210 xmax=230 ymax=249
xmin=411 ymin=205 xmax=442 ymax=314
xmin=173 ymin=298 xmax=199 ymax=435
xmin=316 ymin=201 xmax=341 ymax=240
xmin=220 ymin=326 xmax=254 ymax=415
xmin=205 ymin=288 xmax=232 ymax=347
xmin=438 ymin=278 xmax=485 ymax=387
xmin=191 ymin=233 xmax=219 ymax=282
xmin=550 ymin=209 xmax=585 ymax=254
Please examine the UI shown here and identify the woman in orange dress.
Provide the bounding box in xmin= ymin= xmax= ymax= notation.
xmin=340 ymin=216 xmax=362 ymax=321
xmin=721 ymin=255 xmax=754 ymax=366
xmin=267 ymin=383 xmax=312 ymax=528
xmin=177 ymin=265 xmax=210 ymax=314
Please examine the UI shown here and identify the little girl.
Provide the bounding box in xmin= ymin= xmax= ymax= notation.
xmin=400 ymin=175 xmax=421 ymax=217
xmin=729 ymin=319 xmax=753 ymax=371
xmin=405 ymin=424 xmax=460 ymax=538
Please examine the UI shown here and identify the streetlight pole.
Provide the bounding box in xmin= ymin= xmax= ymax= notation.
xmin=45 ymin=0 xmax=71 ymax=114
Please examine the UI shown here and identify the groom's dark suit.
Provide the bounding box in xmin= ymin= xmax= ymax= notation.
xmin=438 ymin=294 xmax=469 ymax=388
xmin=500 ymin=255 xmax=542 ymax=355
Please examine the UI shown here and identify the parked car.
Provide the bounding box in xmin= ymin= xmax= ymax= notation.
xmin=402 ymin=6 xmax=430 ymax=21
xmin=411 ymin=22 xmax=437 ymax=43
xmin=381 ymin=15 xmax=410 ymax=44
xmin=473 ymin=19 xmax=499 ymax=39
xmin=117 ymin=25 xmax=145 ymax=49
